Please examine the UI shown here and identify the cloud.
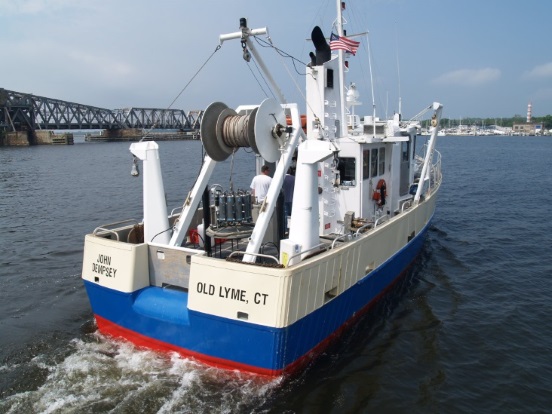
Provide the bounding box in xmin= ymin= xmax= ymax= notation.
xmin=432 ymin=68 xmax=501 ymax=87
xmin=0 ymin=0 xmax=39 ymax=14
xmin=68 ymin=50 xmax=134 ymax=79
xmin=531 ymin=87 xmax=552 ymax=101
xmin=0 ymin=0 xmax=77 ymax=15
xmin=523 ymin=62 xmax=552 ymax=80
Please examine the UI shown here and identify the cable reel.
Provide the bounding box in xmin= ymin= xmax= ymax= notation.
xmin=200 ymin=98 xmax=287 ymax=162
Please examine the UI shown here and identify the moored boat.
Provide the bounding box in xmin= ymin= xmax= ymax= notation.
xmin=81 ymin=1 xmax=443 ymax=377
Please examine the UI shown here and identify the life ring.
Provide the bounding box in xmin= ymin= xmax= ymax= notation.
xmin=372 ymin=179 xmax=387 ymax=206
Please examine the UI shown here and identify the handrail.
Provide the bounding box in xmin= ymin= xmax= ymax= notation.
xmin=401 ymin=200 xmax=412 ymax=212
xmin=170 ymin=206 xmax=183 ymax=216
xmin=354 ymin=223 xmax=373 ymax=237
xmin=331 ymin=234 xmax=352 ymax=250
xmin=93 ymin=219 xmax=139 ymax=230
xmin=93 ymin=228 xmax=120 ymax=241
xmin=227 ymin=251 xmax=279 ymax=264
xmin=93 ymin=219 xmax=140 ymax=241
xmin=288 ymin=243 xmax=329 ymax=263
xmin=374 ymin=215 xmax=389 ymax=227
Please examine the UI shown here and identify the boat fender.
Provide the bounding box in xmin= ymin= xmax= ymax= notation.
xmin=372 ymin=179 xmax=387 ymax=206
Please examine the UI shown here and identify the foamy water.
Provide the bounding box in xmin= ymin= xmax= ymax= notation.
xmin=1 ymin=333 xmax=282 ymax=413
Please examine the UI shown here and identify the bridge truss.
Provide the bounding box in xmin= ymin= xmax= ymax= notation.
xmin=0 ymin=88 xmax=203 ymax=132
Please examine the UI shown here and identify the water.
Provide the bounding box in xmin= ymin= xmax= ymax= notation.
xmin=1 ymin=136 xmax=551 ymax=413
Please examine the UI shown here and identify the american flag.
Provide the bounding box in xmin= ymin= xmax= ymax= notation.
xmin=329 ymin=32 xmax=360 ymax=55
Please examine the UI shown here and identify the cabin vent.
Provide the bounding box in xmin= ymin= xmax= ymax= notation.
xmin=324 ymin=287 xmax=338 ymax=303
xmin=365 ymin=261 xmax=375 ymax=275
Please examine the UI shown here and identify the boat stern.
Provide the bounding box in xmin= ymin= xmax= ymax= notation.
xmin=81 ymin=234 xmax=150 ymax=293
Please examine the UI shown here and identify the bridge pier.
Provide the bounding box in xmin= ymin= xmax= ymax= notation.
xmin=35 ymin=130 xmax=73 ymax=145
xmin=104 ymin=128 xmax=143 ymax=141
xmin=0 ymin=130 xmax=73 ymax=146
xmin=2 ymin=131 xmax=31 ymax=146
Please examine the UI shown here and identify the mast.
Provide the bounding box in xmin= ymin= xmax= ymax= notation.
xmin=395 ymin=23 xmax=402 ymax=119
xmin=366 ymin=31 xmax=376 ymax=137
xmin=336 ymin=0 xmax=347 ymax=137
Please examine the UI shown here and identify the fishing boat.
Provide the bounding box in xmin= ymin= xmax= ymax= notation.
xmin=81 ymin=1 xmax=443 ymax=377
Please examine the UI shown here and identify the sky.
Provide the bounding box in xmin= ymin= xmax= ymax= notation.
xmin=1 ymin=0 xmax=551 ymax=120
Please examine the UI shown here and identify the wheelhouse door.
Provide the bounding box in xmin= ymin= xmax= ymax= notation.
xmin=400 ymin=140 xmax=410 ymax=195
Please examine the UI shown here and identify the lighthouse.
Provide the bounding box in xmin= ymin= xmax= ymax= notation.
xmin=527 ymin=101 xmax=532 ymax=123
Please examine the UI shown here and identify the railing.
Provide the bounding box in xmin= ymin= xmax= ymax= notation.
xmin=374 ymin=214 xmax=389 ymax=227
xmin=416 ymin=144 xmax=442 ymax=196
xmin=92 ymin=219 xmax=140 ymax=241
xmin=170 ymin=206 xmax=183 ymax=216
xmin=431 ymin=150 xmax=442 ymax=188
xmin=354 ymin=222 xmax=374 ymax=237
xmin=227 ymin=251 xmax=279 ymax=264
xmin=289 ymin=243 xmax=329 ymax=264
xmin=329 ymin=234 xmax=353 ymax=249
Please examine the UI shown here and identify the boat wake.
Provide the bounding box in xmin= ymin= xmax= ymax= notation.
xmin=0 ymin=333 xmax=282 ymax=414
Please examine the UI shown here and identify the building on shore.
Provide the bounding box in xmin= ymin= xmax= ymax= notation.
xmin=512 ymin=122 xmax=543 ymax=136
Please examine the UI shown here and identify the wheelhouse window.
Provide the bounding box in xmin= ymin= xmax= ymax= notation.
xmin=326 ymin=68 xmax=334 ymax=88
xmin=379 ymin=147 xmax=385 ymax=175
xmin=338 ymin=157 xmax=356 ymax=186
xmin=401 ymin=141 xmax=410 ymax=162
xmin=363 ymin=150 xmax=370 ymax=180
xmin=371 ymin=149 xmax=378 ymax=177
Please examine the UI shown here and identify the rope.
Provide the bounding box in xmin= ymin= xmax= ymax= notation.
xmin=253 ymin=36 xmax=307 ymax=74
xmin=222 ymin=115 xmax=251 ymax=147
xmin=167 ymin=44 xmax=222 ymax=110
xmin=245 ymin=58 xmax=271 ymax=99
xmin=140 ymin=44 xmax=222 ymax=141
xmin=252 ymin=34 xmax=322 ymax=119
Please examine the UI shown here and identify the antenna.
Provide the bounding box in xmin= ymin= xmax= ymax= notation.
xmin=395 ymin=21 xmax=402 ymax=119
xmin=385 ymin=91 xmax=389 ymax=120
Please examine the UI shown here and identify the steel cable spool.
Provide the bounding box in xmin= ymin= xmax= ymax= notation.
xmin=200 ymin=98 xmax=284 ymax=162
xmin=222 ymin=115 xmax=250 ymax=148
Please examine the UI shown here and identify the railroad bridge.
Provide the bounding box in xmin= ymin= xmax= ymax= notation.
xmin=0 ymin=88 xmax=203 ymax=145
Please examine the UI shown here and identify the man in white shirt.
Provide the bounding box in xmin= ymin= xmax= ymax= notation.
xmin=250 ymin=165 xmax=272 ymax=203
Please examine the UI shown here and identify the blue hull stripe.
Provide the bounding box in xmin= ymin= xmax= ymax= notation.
xmin=84 ymin=219 xmax=431 ymax=373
